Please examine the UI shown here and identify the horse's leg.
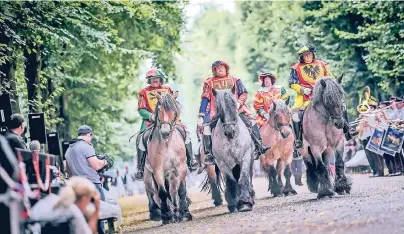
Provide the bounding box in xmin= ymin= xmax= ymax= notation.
xmin=224 ymin=175 xmax=238 ymax=213
xmin=260 ymin=156 xmax=271 ymax=191
xmin=208 ymin=165 xmax=223 ymax=206
xmin=169 ymin=177 xmax=180 ymax=222
xmin=237 ymin=162 xmax=254 ymax=212
xmin=276 ymin=159 xmax=285 ymax=193
xmin=335 ymin=143 xmax=352 ymax=195
xmin=283 ymin=162 xmax=297 ymax=196
xmin=144 ymin=170 xmax=161 ymax=221
xmin=269 ymin=162 xmax=281 ymax=197
xmin=178 ymin=180 xmax=192 ymax=222
xmin=317 ymin=148 xmax=335 ymax=198
xmin=303 ymin=147 xmax=320 ymax=193
xmin=154 ymin=172 xmax=173 ymax=224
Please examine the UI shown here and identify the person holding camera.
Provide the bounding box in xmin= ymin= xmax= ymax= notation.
xmin=4 ymin=114 xmax=27 ymax=156
xmin=65 ymin=125 xmax=113 ymax=234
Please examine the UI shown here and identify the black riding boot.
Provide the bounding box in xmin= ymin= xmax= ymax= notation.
xmin=342 ymin=109 xmax=352 ymax=141
xmin=292 ymin=120 xmax=303 ymax=159
xmin=295 ymin=175 xmax=303 ymax=186
xmin=135 ymin=148 xmax=146 ymax=181
xmin=251 ymin=124 xmax=270 ymax=160
xmin=203 ymin=134 xmax=215 ymax=165
xmin=186 ymin=142 xmax=199 ymax=172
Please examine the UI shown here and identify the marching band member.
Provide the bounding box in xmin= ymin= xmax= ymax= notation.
xmin=356 ymin=99 xmax=384 ymax=177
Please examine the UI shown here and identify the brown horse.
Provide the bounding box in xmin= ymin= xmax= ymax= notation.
xmin=260 ymin=99 xmax=296 ymax=197
xmin=299 ymin=77 xmax=351 ymax=198
xmin=143 ymin=92 xmax=192 ymax=224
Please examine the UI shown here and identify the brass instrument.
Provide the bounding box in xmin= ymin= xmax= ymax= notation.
xmin=357 ymin=86 xmax=378 ymax=114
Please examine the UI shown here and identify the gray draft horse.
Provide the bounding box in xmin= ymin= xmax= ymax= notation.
xmin=299 ymin=77 xmax=352 ymax=198
xmin=211 ymin=89 xmax=255 ymax=212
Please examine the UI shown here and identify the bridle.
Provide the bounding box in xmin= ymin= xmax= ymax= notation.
xmin=312 ymin=102 xmax=343 ymax=124
xmin=155 ymin=102 xmax=178 ymax=137
xmin=269 ymin=111 xmax=290 ymax=132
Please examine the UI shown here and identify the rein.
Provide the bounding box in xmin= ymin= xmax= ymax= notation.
xmin=312 ymin=102 xmax=343 ymax=124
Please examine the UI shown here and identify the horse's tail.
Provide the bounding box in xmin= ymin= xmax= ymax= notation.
xmin=200 ymin=165 xmax=224 ymax=193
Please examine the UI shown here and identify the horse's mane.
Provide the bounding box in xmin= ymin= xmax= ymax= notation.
xmin=313 ymin=77 xmax=344 ymax=109
xmin=155 ymin=93 xmax=181 ymax=121
xmin=269 ymin=99 xmax=289 ymax=116
xmin=214 ymin=90 xmax=237 ymax=122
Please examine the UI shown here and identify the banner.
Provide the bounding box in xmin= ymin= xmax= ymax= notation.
xmin=366 ymin=128 xmax=384 ymax=155
xmin=380 ymin=127 xmax=404 ymax=154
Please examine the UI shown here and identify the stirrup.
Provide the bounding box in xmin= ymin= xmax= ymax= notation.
xmin=204 ymin=154 xmax=215 ymax=165
xmin=294 ymin=140 xmax=303 ymax=149
xmin=135 ymin=171 xmax=144 ymax=181
xmin=188 ymin=160 xmax=199 ymax=172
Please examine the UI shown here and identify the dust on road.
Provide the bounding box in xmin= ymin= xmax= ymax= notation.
xmin=124 ymin=174 xmax=404 ymax=234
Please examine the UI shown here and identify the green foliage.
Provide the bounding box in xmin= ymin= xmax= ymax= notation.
xmin=0 ymin=1 xmax=186 ymax=157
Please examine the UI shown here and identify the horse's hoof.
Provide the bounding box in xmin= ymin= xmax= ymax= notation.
xmin=237 ymin=204 xmax=253 ymax=213
xmin=214 ymin=202 xmax=223 ymax=207
xmin=162 ymin=218 xmax=175 ymax=225
xmin=228 ymin=205 xmax=237 ymax=213
xmin=150 ymin=214 xmax=162 ymax=222
xmin=317 ymin=190 xmax=335 ymax=199
xmin=181 ymin=212 xmax=193 ymax=222
xmin=284 ymin=190 xmax=297 ymax=196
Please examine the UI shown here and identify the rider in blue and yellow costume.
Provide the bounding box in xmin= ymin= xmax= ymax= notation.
xmin=197 ymin=61 xmax=270 ymax=169
xmin=289 ymin=45 xmax=352 ymax=157
xmin=135 ymin=69 xmax=198 ymax=180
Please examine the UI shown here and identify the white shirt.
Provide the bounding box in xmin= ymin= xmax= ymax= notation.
xmin=386 ymin=108 xmax=399 ymax=120
xmin=360 ymin=126 xmax=374 ymax=140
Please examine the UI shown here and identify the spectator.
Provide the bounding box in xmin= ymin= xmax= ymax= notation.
xmin=29 ymin=140 xmax=41 ymax=153
xmin=65 ymin=125 xmax=109 ymax=234
xmin=30 ymin=176 xmax=101 ymax=234
xmin=4 ymin=114 xmax=27 ymax=156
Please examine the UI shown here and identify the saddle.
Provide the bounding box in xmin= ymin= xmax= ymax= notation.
xmin=137 ymin=123 xmax=187 ymax=151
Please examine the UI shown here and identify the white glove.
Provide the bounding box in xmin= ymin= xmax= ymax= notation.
xmin=303 ymin=88 xmax=312 ymax=95
xmin=263 ymin=113 xmax=270 ymax=120
xmin=237 ymin=101 xmax=243 ymax=109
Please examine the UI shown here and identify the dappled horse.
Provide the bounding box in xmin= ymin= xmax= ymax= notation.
xmin=260 ymin=99 xmax=296 ymax=197
xmin=143 ymin=93 xmax=192 ymax=224
xmin=299 ymin=77 xmax=351 ymax=198
xmin=210 ymin=89 xmax=255 ymax=213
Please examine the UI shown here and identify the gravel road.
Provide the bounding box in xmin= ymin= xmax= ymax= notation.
xmin=127 ymin=174 xmax=404 ymax=234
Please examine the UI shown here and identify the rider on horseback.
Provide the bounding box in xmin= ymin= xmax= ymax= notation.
xmin=289 ymin=45 xmax=352 ymax=157
xmin=197 ymin=61 xmax=270 ymax=168
xmin=253 ymin=72 xmax=288 ymax=127
xmin=135 ymin=68 xmax=199 ymax=180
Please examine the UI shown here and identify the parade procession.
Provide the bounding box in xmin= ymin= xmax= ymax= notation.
xmin=0 ymin=1 xmax=403 ymax=234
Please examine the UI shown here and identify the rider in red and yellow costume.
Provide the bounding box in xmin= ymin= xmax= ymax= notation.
xmin=135 ymin=69 xmax=198 ymax=180
xmin=197 ymin=61 xmax=270 ymax=167
xmin=289 ymin=45 xmax=351 ymax=156
xmin=253 ymin=72 xmax=288 ymax=127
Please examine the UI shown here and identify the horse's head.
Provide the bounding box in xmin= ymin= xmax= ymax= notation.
xmin=268 ymin=99 xmax=291 ymax=139
xmin=313 ymin=77 xmax=345 ymax=129
xmin=154 ymin=92 xmax=180 ymax=141
xmin=213 ymin=88 xmax=238 ymax=140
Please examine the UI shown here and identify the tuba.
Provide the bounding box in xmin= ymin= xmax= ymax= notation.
xmin=357 ymin=86 xmax=371 ymax=113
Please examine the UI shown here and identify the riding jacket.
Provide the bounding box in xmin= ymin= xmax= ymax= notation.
xmin=289 ymin=59 xmax=329 ymax=110
xmin=253 ymin=85 xmax=288 ymax=126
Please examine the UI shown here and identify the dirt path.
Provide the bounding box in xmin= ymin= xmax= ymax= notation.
xmin=123 ymin=174 xmax=404 ymax=234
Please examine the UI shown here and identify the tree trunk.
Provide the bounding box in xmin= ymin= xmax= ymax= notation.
xmin=24 ymin=43 xmax=41 ymax=113
xmin=0 ymin=32 xmax=20 ymax=114
xmin=57 ymin=94 xmax=70 ymax=140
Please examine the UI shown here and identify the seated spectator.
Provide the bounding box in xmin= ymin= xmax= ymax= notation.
xmin=29 ymin=140 xmax=41 ymax=153
xmin=29 ymin=176 xmax=100 ymax=234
